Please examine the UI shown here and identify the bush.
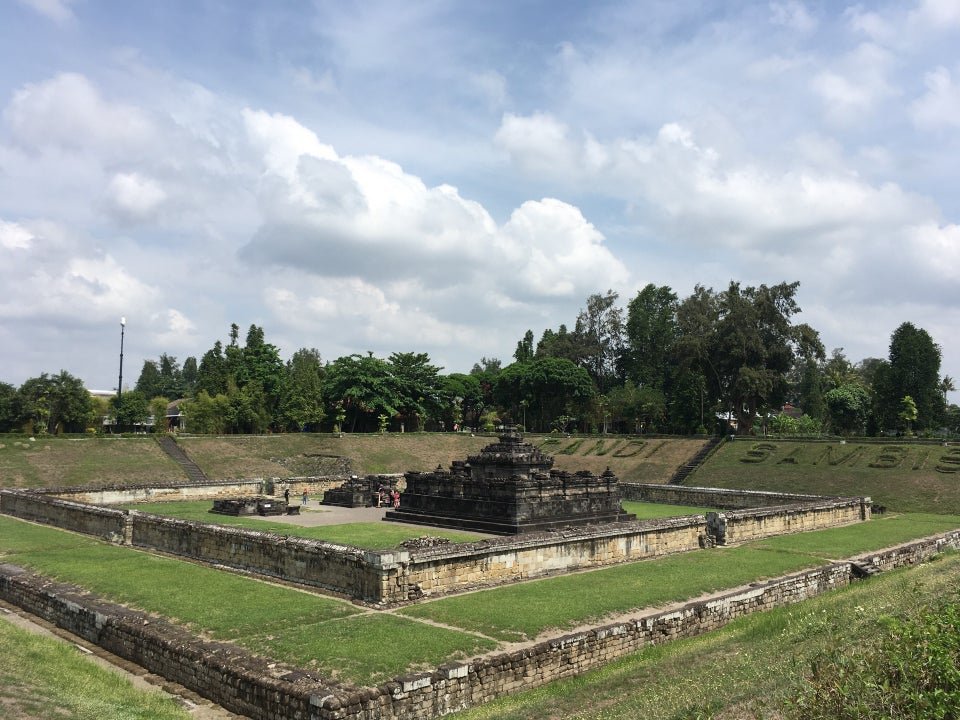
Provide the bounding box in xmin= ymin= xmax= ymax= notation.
xmin=787 ymin=594 xmax=960 ymax=719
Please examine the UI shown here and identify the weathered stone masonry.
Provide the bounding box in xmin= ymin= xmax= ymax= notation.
xmin=1 ymin=485 xmax=870 ymax=604
xmin=2 ymin=530 xmax=958 ymax=720
xmin=1 ymin=488 xmax=869 ymax=603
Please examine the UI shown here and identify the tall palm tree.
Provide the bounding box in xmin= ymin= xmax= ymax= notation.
xmin=941 ymin=375 xmax=956 ymax=405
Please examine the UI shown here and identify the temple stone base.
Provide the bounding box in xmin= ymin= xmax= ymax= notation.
xmin=322 ymin=474 xmax=400 ymax=508
xmin=384 ymin=429 xmax=635 ymax=535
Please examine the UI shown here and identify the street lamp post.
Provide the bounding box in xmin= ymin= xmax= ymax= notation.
xmin=117 ymin=317 xmax=126 ymax=402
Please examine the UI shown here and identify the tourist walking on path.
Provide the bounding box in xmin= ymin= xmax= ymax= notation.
xmin=284 ymin=488 xmax=290 ymax=505
xmin=301 ymin=489 xmax=309 ymax=506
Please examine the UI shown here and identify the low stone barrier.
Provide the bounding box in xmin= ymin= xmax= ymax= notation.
xmin=2 ymin=530 xmax=958 ymax=720
xmin=130 ymin=513 xmax=395 ymax=601
xmin=621 ymin=483 xmax=831 ymax=508
xmin=0 ymin=491 xmax=129 ymax=541
xmin=48 ymin=476 xmax=346 ymax=505
xmin=1 ymin=488 xmax=870 ymax=603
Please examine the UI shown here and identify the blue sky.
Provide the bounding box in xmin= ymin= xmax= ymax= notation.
xmin=1 ymin=0 xmax=958 ymax=398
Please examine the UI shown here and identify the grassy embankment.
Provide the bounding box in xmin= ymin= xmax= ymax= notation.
xmin=698 ymin=438 xmax=960 ymax=513
xmin=0 ymin=615 xmax=192 ymax=720
xmin=0 ymin=432 xmax=709 ymax=488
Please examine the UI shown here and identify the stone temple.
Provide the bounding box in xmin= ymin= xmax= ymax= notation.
xmin=384 ymin=428 xmax=636 ymax=534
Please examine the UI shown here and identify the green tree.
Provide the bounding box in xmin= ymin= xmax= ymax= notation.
xmin=682 ymin=281 xmax=824 ymax=435
xmin=573 ymin=290 xmax=624 ymax=393
xmin=513 ymin=330 xmax=535 ymax=364
xmin=623 ymin=284 xmax=678 ymax=389
xmin=135 ymin=360 xmax=164 ymax=399
xmin=322 ymin=354 xmax=401 ymax=433
xmin=0 ymin=381 xmax=17 ymax=432
xmin=824 ymin=383 xmax=871 ymax=435
xmin=196 ymin=341 xmax=229 ymax=397
xmin=872 ymin=323 xmax=942 ymax=432
xmin=389 ymin=351 xmax=443 ymax=431
xmin=899 ymin=395 xmax=918 ymax=436
xmin=17 ymin=371 xmax=93 ymax=434
xmin=494 ymin=358 xmax=594 ymax=432
xmin=111 ymin=390 xmax=149 ymax=429
xmin=181 ymin=391 xmax=230 ymax=434
xmin=181 ymin=356 xmax=198 ymax=396
xmin=279 ymin=348 xmax=325 ymax=431
xmin=149 ymin=396 xmax=170 ymax=433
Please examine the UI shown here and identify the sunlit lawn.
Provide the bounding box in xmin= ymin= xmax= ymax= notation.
xmin=122 ymin=500 xmax=484 ymax=548
xmin=3 ymin=508 xmax=958 ymax=685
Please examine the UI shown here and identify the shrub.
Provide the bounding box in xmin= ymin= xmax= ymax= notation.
xmin=787 ymin=594 xmax=960 ymax=719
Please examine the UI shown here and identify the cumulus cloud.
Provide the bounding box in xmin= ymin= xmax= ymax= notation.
xmin=911 ymin=66 xmax=960 ymax=130
xmin=4 ymin=73 xmax=154 ymax=156
xmin=811 ymin=43 xmax=897 ymax=125
xmin=105 ymin=172 xmax=167 ymax=222
xmin=240 ymin=109 xmax=626 ymax=302
xmin=0 ymin=219 xmax=34 ymax=250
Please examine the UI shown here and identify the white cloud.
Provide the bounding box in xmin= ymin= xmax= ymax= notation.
xmin=4 ymin=73 xmax=154 ymax=155
xmin=0 ymin=219 xmax=33 ymax=250
xmin=16 ymin=0 xmax=74 ymax=23
xmin=769 ymin=1 xmax=817 ymax=32
xmin=909 ymin=0 xmax=960 ymax=29
xmin=811 ymin=43 xmax=897 ymax=125
xmin=106 ymin=172 xmax=167 ymax=221
xmin=911 ymin=66 xmax=960 ymax=130
xmin=240 ymin=109 xmax=625 ymax=302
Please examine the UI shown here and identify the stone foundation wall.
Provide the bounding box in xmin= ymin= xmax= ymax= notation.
xmin=622 ymin=483 xmax=833 ymax=508
xmin=0 ymin=491 xmax=129 ymax=541
xmin=719 ymin=499 xmax=870 ymax=544
xmin=1 ymin=489 xmax=869 ymax=604
xmin=44 ymin=476 xmax=346 ymax=506
xmin=3 ymin=529 xmax=958 ymax=720
xmin=130 ymin=513 xmax=394 ymax=602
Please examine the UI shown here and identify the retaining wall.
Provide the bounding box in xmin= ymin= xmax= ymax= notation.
xmin=2 ymin=529 xmax=958 ymax=720
xmin=51 ymin=476 xmax=346 ymax=506
xmin=621 ymin=482 xmax=829 ymax=508
xmin=0 ymin=489 xmax=869 ymax=603
xmin=0 ymin=492 xmax=129 ymax=541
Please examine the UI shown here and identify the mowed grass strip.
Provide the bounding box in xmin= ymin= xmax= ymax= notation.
xmin=0 ymin=517 xmax=494 ymax=684
xmin=448 ymin=552 xmax=960 ymax=720
xmin=244 ymin=613 xmax=496 ymax=684
xmin=122 ymin=500 xmax=484 ymax=548
xmin=400 ymin=513 xmax=960 ymax=642
xmin=0 ymin=616 xmax=192 ymax=720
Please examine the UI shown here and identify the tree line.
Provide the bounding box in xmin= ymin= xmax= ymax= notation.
xmin=0 ymin=281 xmax=956 ymax=437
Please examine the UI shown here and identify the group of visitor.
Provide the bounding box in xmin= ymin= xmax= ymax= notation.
xmin=374 ymin=486 xmax=400 ymax=509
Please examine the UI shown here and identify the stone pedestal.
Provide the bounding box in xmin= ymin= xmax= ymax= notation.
xmin=385 ymin=429 xmax=635 ymax=534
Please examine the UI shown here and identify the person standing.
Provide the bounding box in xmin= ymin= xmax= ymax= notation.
xmin=301 ymin=489 xmax=309 ymax=506
xmin=283 ymin=488 xmax=290 ymax=505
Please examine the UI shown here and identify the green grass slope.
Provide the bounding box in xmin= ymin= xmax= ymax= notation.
xmin=695 ymin=439 xmax=960 ymax=514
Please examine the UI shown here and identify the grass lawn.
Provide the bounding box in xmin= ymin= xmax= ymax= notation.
xmin=0 ymin=436 xmax=181 ymax=488
xmin=122 ymin=500 xmax=485 ymax=548
xmin=0 ymin=516 xmax=495 ymax=685
xmin=699 ymin=439 xmax=960 ymax=514
xmin=400 ymin=512 xmax=960 ymax=642
xmin=447 ymin=551 xmax=960 ymax=719
xmin=0 ymin=615 xmax=192 ymax=720
xmin=3 ymin=510 xmax=958 ymax=686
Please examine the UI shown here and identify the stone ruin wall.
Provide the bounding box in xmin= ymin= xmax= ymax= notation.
xmin=46 ymin=476 xmax=346 ymax=506
xmin=1 ymin=487 xmax=868 ymax=604
xmin=622 ymin=482 xmax=831 ymax=509
xmin=2 ymin=529 xmax=958 ymax=720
